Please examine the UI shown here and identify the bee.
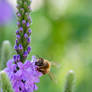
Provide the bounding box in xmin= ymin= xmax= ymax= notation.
xmin=35 ymin=57 xmax=51 ymax=75
xmin=35 ymin=57 xmax=60 ymax=83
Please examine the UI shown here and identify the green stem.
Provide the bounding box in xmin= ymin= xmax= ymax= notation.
xmin=63 ymin=70 xmax=75 ymax=92
xmin=0 ymin=40 xmax=12 ymax=70
xmin=0 ymin=71 xmax=14 ymax=92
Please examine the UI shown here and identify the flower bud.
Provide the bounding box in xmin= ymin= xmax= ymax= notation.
xmin=23 ymin=51 xmax=28 ymax=58
xmin=16 ymin=30 xmax=19 ymax=35
xmin=19 ymin=44 xmax=23 ymax=51
xmin=17 ymin=55 xmax=20 ymax=61
xmin=16 ymin=35 xmax=21 ymax=40
xmin=19 ymin=27 xmax=23 ymax=33
xmin=24 ymin=33 xmax=28 ymax=39
xmin=28 ymin=29 xmax=32 ymax=36
xmin=27 ymin=37 xmax=31 ymax=44
xmin=27 ymin=46 xmax=31 ymax=54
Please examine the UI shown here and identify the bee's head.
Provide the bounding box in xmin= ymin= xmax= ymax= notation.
xmin=35 ymin=58 xmax=44 ymax=66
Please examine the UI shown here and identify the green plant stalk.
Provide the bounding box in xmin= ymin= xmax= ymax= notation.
xmin=0 ymin=40 xmax=12 ymax=70
xmin=0 ymin=71 xmax=14 ymax=92
xmin=63 ymin=70 xmax=75 ymax=92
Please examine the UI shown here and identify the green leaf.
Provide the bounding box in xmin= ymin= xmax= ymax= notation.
xmin=0 ymin=71 xmax=14 ymax=92
xmin=0 ymin=40 xmax=12 ymax=70
xmin=63 ymin=70 xmax=75 ymax=92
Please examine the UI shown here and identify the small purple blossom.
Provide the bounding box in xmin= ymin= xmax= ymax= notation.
xmin=19 ymin=27 xmax=23 ymax=32
xmin=16 ymin=30 xmax=19 ymax=35
xmin=16 ymin=39 xmax=18 ymax=44
xmin=17 ymin=21 xmax=20 ymax=27
xmin=14 ymin=45 xmax=18 ymax=51
xmin=27 ymin=38 xmax=31 ymax=44
xmin=28 ymin=29 xmax=32 ymax=36
xmin=19 ymin=44 xmax=23 ymax=51
xmin=13 ymin=55 xmax=17 ymax=62
xmin=17 ymin=55 xmax=20 ymax=61
xmin=16 ymin=35 xmax=20 ymax=40
xmin=17 ymin=13 xmax=21 ymax=17
xmin=26 ymin=22 xmax=30 ymax=27
xmin=23 ymin=51 xmax=28 ymax=58
xmin=27 ymin=46 xmax=31 ymax=54
xmin=22 ymin=20 xmax=26 ymax=24
xmin=24 ymin=33 xmax=28 ymax=39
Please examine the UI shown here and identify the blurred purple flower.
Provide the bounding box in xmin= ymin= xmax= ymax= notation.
xmin=0 ymin=0 xmax=13 ymax=25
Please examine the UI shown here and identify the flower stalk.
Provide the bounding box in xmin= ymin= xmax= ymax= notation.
xmin=4 ymin=0 xmax=43 ymax=92
xmin=14 ymin=0 xmax=32 ymax=63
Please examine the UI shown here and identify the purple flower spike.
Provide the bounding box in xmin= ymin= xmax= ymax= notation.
xmin=24 ymin=33 xmax=28 ymax=39
xmin=16 ymin=35 xmax=20 ymax=40
xmin=27 ymin=46 xmax=31 ymax=54
xmin=27 ymin=38 xmax=31 ymax=44
xmin=5 ymin=0 xmax=44 ymax=91
xmin=19 ymin=44 xmax=23 ymax=51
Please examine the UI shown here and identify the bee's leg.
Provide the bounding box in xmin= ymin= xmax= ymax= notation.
xmin=39 ymin=69 xmax=46 ymax=74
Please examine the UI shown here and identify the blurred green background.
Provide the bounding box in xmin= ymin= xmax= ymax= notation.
xmin=0 ymin=0 xmax=92 ymax=92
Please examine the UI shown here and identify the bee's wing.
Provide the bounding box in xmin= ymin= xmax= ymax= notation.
xmin=48 ymin=72 xmax=57 ymax=84
xmin=51 ymin=62 xmax=61 ymax=69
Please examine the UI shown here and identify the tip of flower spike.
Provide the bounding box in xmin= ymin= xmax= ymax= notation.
xmin=2 ymin=40 xmax=10 ymax=45
xmin=68 ymin=70 xmax=75 ymax=75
